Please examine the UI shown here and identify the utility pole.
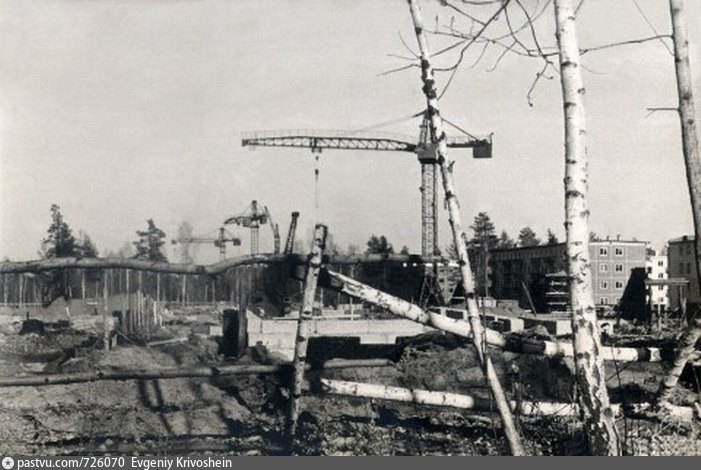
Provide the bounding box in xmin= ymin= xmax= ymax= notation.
xmin=554 ymin=0 xmax=620 ymax=455
xmin=407 ymin=0 xmax=524 ymax=456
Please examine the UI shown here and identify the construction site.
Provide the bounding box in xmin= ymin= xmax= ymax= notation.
xmin=1 ymin=0 xmax=701 ymax=458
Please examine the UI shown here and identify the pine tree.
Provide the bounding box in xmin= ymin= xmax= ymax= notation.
xmin=77 ymin=231 xmax=99 ymax=258
xmin=39 ymin=204 xmax=79 ymax=302
xmin=469 ymin=212 xmax=498 ymax=249
xmin=497 ymin=230 xmax=516 ymax=249
xmin=518 ymin=227 xmax=540 ymax=247
xmin=546 ymin=229 xmax=559 ymax=245
xmin=41 ymin=204 xmax=78 ymax=259
xmin=133 ymin=219 xmax=168 ymax=262
xmin=365 ymin=235 xmax=394 ymax=254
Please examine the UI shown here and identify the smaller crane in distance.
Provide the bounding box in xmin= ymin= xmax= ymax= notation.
xmin=284 ymin=211 xmax=300 ymax=255
xmin=171 ymin=227 xmax=242 ymax=262
xmin=264 ymin=206 xmax=281 ymax=254
xmin=224 ymin=200 xmax=278 ymax=255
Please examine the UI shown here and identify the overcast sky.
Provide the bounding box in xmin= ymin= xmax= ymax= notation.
xmin=1 ymin=0 xmax=700 ymax=263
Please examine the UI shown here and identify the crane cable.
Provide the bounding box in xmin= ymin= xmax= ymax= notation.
xmin=350 ymin=109 xmax=425 ymax=133
xmin=314 ymin=154 xmax=321 ymax=222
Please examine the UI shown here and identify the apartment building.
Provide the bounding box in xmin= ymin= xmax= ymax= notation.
xmin=667 ymin=235 xmax=700 ymax=311
xmin=645 ymin=253 xmax=669 ymax=313
xmin=489 ymin=238 xmax=648 ymax=314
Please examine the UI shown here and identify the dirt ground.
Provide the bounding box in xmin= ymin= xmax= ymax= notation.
xmin=0 ymin=307 xmax=699 ymax=456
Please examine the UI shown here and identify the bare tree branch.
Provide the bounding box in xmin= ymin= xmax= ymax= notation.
xmin=645 ymin=106 xmax=679 ymax=118
xmin=580 ymin=34 xmax=672 ymax=55
xmin=632 ymin=0 xmax=674 ymax=56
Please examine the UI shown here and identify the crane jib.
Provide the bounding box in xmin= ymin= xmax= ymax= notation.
xmin=241 ymin=134 xmax=491 ymax=158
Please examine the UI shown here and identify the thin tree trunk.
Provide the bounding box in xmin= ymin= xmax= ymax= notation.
xmin=407 ymin=0 xmax=524 ymax=455
xmin=670 ymin=0 xmax=701 ymax=296
xmin=554 ymin=0 xmax=620 ymax=455
xmin=0 ymin=359 xmax=390 ymax=388
xmin=660 ymin=0 xmax=701 ymax=405
xmin=286 ymin=224 xmax=327 ymax=450
xmin=657 ymin=319 xmax=701 ymax=407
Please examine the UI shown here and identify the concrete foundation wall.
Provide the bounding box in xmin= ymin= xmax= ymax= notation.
xmin=246 ymin=311 xmax=432 ymax=361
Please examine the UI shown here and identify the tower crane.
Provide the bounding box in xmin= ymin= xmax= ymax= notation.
xmin=224 ymin=200 xmax=280 ymax=255
xmin=284 ymin=211 xmax=300 ymax=255
xmin=241 ymin=112 xmax=491 ymax=256
xmin=263 ymin=206 xmax=281 ymax=254
xmin=171 ymin=227 xmax=242 ymax=262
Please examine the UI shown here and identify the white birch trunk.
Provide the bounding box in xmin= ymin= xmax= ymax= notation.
xmin=321 ymin=379 xmax=697 ymax=421
xmin=407 ymin=0 xmax=524 ymax=455
xmin=656 ymin=319 xmax=701 ymax=407
xmin=286 ymin=224 xmax=327 ymax=449
xmin=554 ymin=0 xmax=620 ymax=455
xmin=323 ymin=269 xmax=667 ymax=362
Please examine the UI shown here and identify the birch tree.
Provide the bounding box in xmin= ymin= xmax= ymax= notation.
xmin=553 ymin=0 xmax=620 ymax=455
xmin=407 ymin=0 xmax=524 ymax=456
xmin=656 ymin=0 xmax=701 ymax=408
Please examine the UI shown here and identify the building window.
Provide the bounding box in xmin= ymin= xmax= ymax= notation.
xmin=600 ymin=264 xmax=609 ymax=273
xmin=658 ymin=297 xmax=665 ymax=303
xmin=680 ymin=263 xmax=685 ymax=274
xmin=658 ymin=273 xmax=664 ymax=279
xmin=600 ymin=281 xmax=608 ymax=290
xmin=680 ymin=246 xmax=684 ymax=255
xmin=615 ymin=281 xmax=624 ymax=290
xmin=615 ymin=247 xmax=624 ymax=256
xmin=687 ymin=263 xmax=691 ymax=274
xmin=599 ymin=247 xmax=608 ymax=256
xmin=600 ymin=297 xmax=609 ymax=305
xmin=657 ymin=260 xmax=664 ymax=267
xmin=646 ymin=266 xmax=653 ymax=274
xmin=615 ymin=264 xmax=624 ymax=273
xmin=686 ymin=245 xmax=691 ymax=255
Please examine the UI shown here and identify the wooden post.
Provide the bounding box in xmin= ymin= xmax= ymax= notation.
xmin=156 ymin=273 xmax=161 ymax=309
xmin=103 ymin=270 xmax=110 ymax=350
xmin=286 ymin=224 xmax=327 ymax=451
xmin=18 ymin=274 xmax=23 ymax=309
xmin=407 ymin=0 xmax=524 ymax=455
xmin=554 ymin=0 xmax=620 ymax=454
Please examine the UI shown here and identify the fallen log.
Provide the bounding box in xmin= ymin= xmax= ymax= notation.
xmin=322 ymin=269 xmax=666 ymax=363
xmin=320 ymin=379 xmax=698 ymax=421
xmin=0 ymin=255 xmax=285 ymax=276
xmin=0 ymin=358 xmax=392 ymax=388
xmin=656 ymin=319 xmax=701 ymax=408
xmin=0 ymin=254 xmax=444 ymax=276
xmin=146 ymin=337 xmax=189 ymax=347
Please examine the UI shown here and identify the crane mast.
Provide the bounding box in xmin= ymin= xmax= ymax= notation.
xmin=241 ymin=113 xmax=491 ymax=255
xmin=225 ymin=200 xmax=281 ymax=255
xmin=171 ymin=227 xmax=241 ymax=262
xmin=284 ymin=211 xmax=300 ymax=254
